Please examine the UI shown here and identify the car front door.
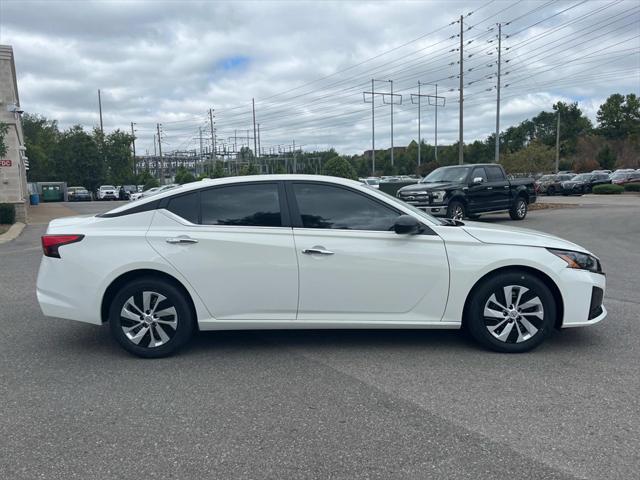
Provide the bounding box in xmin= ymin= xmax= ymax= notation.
xmin=288 ymin=182 xmax=450 ymax=323
xmin=466 ymin=166 xmax=491 ymax=213
xmin=146 ymin=182 xmax=299 ymax=320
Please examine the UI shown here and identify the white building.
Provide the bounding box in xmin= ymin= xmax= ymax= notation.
xmin=0 ymin=45 xmax=28 ymax=223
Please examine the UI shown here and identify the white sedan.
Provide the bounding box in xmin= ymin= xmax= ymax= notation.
xmin=37 ymin=175 xmax=606 ymax=357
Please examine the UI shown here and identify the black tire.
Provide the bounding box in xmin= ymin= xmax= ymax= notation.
xmin=447 ymin=200 xmax=466 ymax=220
xmin=546 ymin=186 xmax=555 ymax=196
xmin=584 ymin=185 xmax=592 ymax=194
xmin=509 ymin=196 xmax=528 ymax=220
xmin=108 ymin=277 xmax=195 ymax=358
xmin=466 ymin=271 xmax=556 ymax=353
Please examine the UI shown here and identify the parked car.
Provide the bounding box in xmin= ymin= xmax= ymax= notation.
xmin=591 ymin=169 xmax=612 ymax=175
xmin=396 ymin=164 xmax=536 ymax=220
xmin=560 ymin=172 xmax=611 ymax=195
xmin=67 ymin=187 xmax=92 ymax=202
xmin=97 ymin=185 xmax=118 ymax=201
xmin=130 ymin=184 xmax=178 ymax=201
xmin=359 ymin=177 xmax=380 ymax=189
xmin=121 ymin=185 xmax=138 ymax=200
xmin=611 ymin=171 xmax=640 ymax=185
xmin=36 ymin=174 xmax=606 ymax=357
xmin=535 ymin=174 xmax=575 ymax=196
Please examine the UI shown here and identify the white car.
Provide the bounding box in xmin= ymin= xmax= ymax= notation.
xmin=36 ymin=175 xmax=606 ymax=358
xmin=96 ymin=185 xmax=117 ymax=201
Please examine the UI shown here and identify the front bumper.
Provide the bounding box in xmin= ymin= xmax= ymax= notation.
xmin=558 ymin=268 xmax=607 ymax=328
xmin=397 ymin=194 xmax=448 ymax=215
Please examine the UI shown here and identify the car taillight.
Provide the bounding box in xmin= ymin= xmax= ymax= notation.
xmin=41 ymin=234 xmax=85 ymax=258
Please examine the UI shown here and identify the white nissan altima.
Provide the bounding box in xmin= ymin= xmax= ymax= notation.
xmin=37 ymin=175 xmax=606 ymax=357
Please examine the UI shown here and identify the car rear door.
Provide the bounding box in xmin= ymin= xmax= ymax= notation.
xmin=287 ymin=181 xmax=449 ymax=323
xmin=485 ymin=165 xmax=511 ymax=210
xmin=146 ymin=182 xmax=299 ymax=320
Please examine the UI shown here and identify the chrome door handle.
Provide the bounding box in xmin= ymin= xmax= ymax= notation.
xmin=504 ymin=185 xmax=510 ymax=189
xmin=486 ymin=186 xmax=493 ymax=190
xmin=166 ymin=236 xmax=198 ymax=244
xmin=302 ymin=247 xmax=334 ymax=255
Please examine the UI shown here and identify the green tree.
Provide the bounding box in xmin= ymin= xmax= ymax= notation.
xmin=174 ymin=166 xmax=196 ymax=184
xmin=0 ymin=122 xmax=8 ymax=157
xmin=501 ymin=141 xmax=555 ymax=174
xmin=239 ymin=163 xmax=259 ymax=176
xmin=22 ymin=114 xmax=60 ymax=181
xmin=596 ymin=144 xmax=616 ymax=170
xmin=212 ymin=160 xmax=225 ymax=178
xmin=597 ymin=93 xmax=640 ymax=139
xmin=54 ymin=126 xmax=104 ymax=192
xmin=324 ymin=156 xmax=357 ymax=180
xmin=103 ymin=129 xmax=134 ymax=185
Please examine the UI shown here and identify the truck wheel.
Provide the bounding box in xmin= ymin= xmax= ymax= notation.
xmin=509 ymin=197 xmax=528 ymax=220
xmin=447 ymin=201 xmax=466 ymax=220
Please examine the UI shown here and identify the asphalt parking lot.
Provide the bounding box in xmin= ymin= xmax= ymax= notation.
xmin=1 ymin=198 xmax=639 ymax=479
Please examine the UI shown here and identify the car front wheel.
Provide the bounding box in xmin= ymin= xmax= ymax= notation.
xmin=109 ymin=277 xmax=195 ymax=358
xmin=466 ymin=271 xmax=556 ymax=353
xmin=447 ymin=200 xmax=466 ymax=220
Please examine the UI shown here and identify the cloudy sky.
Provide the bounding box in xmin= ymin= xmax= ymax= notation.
xmin=1 ymin=0 xmax=638 ymax=156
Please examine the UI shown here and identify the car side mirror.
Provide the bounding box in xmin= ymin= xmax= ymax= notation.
xmin=473 ymin=177 xmax=484 ymax=184
xmin=393 ymin=215 xmax=422 ymax=235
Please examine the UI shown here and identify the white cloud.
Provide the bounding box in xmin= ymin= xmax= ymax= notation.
xmin=1 ymin=0 xmax=638 ymax=155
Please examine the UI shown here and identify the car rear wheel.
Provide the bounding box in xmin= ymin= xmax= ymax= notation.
xmin=509 ymin=197 xmax=528 ymax=220
xmin=447 ymin=200 xmax=466 ymax=220
xmin=466 ymin=271 xmax=556 ymax=353
xmin=109 ymin=277 xmax=194 ymax=358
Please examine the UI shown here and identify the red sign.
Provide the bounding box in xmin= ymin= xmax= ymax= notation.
xmin=0 ymin=160 xmax=12 ymax=167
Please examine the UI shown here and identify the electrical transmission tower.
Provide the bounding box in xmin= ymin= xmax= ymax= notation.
xmin=363 ymin=79 xmax=401 ymax=172
xmin=411 ymin=82 xmax=445 ymax=166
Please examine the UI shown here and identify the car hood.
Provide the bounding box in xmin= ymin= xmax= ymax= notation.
xmin=460 ymin=221 xmax=589 ymax=253
xmin=399 ymin=181 xmax=459 ymax=192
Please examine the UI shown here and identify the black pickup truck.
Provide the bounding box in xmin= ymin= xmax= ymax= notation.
xmin=396 ymin=164 xmax=536 ymax=220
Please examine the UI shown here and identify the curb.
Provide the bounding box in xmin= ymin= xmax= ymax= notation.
xmin=0 ymin=222 xmax=26 ymax=245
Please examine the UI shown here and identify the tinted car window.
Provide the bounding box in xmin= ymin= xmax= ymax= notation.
xmin=472 ymin=167 xmax=488 ymax=182
xmin=486 ymin=166 xmax=505 ymax=181
xmin=201 ymin=183 xmax=281 ymax=227
xmin=293 ymin=183 xmax=399 ymax=231
xmin=167 ymin=192 xmax=199 ymax=223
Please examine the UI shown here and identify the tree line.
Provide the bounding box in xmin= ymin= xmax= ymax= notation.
xmin=16 ymin=92 xmax=639 ymax=189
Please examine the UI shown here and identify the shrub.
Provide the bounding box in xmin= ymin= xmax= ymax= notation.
xmin=0 ymin=203 xmax=16 ymax=224
xmin=624 ymin=183 xmax=640 ymax=192
xmin=592 ymin=184 xmax=624 ymax=195
xmin=324 ymin=156 xmax=357 ymax=180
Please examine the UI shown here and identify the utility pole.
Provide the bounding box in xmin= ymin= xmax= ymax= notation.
xmin=209 ymin=108 xmax=216 ymax=173
xmin=371 ymin=79 xmax=375 ymax=175
xmin=435 ymin=84 xmax=439 ymax=161
xmin=157 ymin=123 xmax=164 ymax=184
xmin=252 ymin=98 xmax=258 ymax=158
xmin=257 ymin=123 xmax=261 ymax=157
xmin=459 ymin=14 xmax=464 ymax=165
xmin=98 ymin=89 xmax=104 ymax=136
xmin=130 ymin=122 xmax=136 ymax=175
xmin=555 ymin=110 xmax=561 ymax=173
xmin=411 ymin=82 xmax=445 ymax=167
xmin=199 ymin=127 xmax=203 ymax=176
xmin=390 ymin=80 xmax=394 ymax=166
xmin=495 ymin=22 xmax=502 ymax=163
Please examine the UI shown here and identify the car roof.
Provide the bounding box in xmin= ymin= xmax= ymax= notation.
xmin=103 ymin=174 xmax=367 ymax=216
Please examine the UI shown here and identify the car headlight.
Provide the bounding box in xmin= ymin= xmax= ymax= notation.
xmin=431 ymin=190 xmax=446 ymax=202
xmin=548 ymin=248 xmax=603 ymax=274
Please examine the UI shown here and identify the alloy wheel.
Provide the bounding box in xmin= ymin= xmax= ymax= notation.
xmin=516 ymin=200 xmax=527 ymax=218
xmin=119 ymin=291 xmax=178 ymax=348
xmin=483 ymin=285 xmax=544 ymax=344
xmin=451 ymin=205 xmax=464 ymax=220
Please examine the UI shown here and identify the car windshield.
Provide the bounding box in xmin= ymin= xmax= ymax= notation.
xmin=421 ymin=167 xmax=471 ymax=183
xmin=365 ymin=179 xmax=380 ymax=185
xmin=571 ymin=174 xmax=591 ymax=181
xmin=101 ymin=185 xmax=115 ymax=190
xmin=611 ymin=172 xmax=627 ymax=179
